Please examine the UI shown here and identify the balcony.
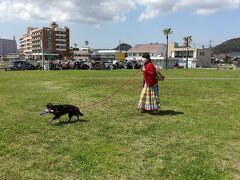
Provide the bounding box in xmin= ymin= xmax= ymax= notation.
xmin=55 ymin=34 xmax=66 ymax=37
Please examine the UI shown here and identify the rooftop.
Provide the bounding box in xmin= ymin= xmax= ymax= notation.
xmin=128 ymin=43 xmax=166 ymax=52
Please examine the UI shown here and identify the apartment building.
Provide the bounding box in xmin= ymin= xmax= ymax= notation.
xmin=0 ymin=37 xmax=17 ymax=57
xmin=19 ymin=22 xmax=70 ymax=60
xmin=168 ymin=42 xmax=211 ymax=68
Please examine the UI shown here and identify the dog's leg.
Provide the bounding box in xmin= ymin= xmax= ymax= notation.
xmin=48 ymin=118 xmax=55 ymax=124
xmin=55 ymin=114 xmax=62 ymax=123
xmin=48 ymin=115 xmax=60 ymax=124
xmin=68 ymin=112 xmax=74 ymax=122
xmin=72 ymin=111 xmax=80 ymax=121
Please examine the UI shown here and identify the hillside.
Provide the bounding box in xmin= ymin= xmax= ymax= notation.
xmin=213 ymin=38 xmax=240 ymax=54
xmin=113 ymin=43 xmax=132 ymax=51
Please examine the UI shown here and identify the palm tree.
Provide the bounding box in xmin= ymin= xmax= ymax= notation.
xmin=74 ymin=43 xmax=78 ymax=49
xmin=183 ymin=36 xmax=192 ymax=69
xmin=85 ymin=41 xmax=89 ymax=48
xmin=84 ymin=41 xmax=90 ymax=60
xmin=163 ymin=28 xmax=173 ymax=69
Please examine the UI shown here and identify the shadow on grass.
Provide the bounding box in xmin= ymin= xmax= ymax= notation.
xmin=53 ymin=119 xmax=88 ymax=126
xmin=149 ymin=110 xmax=184 ymax=116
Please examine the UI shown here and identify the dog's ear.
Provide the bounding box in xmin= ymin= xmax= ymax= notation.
xmin=47 ymin=103 xmax=52 ymax=107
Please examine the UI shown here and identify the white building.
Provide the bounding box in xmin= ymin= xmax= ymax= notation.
xmin=92 ymin=49 xmax=122 ymax=62
xmin=73 ymin=48 xmax=91 ymax=61
xmin=168 ymin=42 xmax=211 ymax=68
xmin=126 ymin=43 xmax=178 ymax=68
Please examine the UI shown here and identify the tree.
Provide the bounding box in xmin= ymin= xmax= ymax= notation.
xmin=85 ymin=41 xmax=89 ymax=47
xmin=163 ymin=28 xmax=173 ymax=69
xmin=74 ymin=43 xmax=78 ymax=49
xmin=183 ymin=36 xmax=192 ymax=69
xmin=224 ymin=55 xmax=231 ymax=64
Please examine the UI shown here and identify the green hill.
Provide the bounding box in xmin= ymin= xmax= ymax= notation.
xmin=213 ymin=38 xmax=240 ymax=54
xmin=113 ymin=43 xmax=132 ymax=51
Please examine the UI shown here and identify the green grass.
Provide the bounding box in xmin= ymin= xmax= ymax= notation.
xmin=0 ymin=69 xmax=240 ymax=179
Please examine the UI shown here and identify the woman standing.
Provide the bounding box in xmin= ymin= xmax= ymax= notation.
xmin=138 ymin=53 xmax=160 ymax=113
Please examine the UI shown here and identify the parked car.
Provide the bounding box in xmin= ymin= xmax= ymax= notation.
xmin=6 ymin=60 xmax=36 ymax=70
xmin=73 ymin=61 xmax=90 ymax=70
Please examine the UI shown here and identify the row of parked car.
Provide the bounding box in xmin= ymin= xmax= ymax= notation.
xmin=5 ymin=60 xmax=143 ymax=71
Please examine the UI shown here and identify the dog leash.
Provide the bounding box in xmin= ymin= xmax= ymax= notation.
xmin=79 ymin=70 xmax=141 ymax=109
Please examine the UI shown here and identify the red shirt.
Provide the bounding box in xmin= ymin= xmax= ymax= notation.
xmin=143 ymin=61 xmax=158 ymax=87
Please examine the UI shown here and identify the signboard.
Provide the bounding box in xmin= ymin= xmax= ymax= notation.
xmin=116 ymin=52 xmax=126 ymax=61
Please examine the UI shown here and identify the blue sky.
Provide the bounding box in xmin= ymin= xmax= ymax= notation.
xmin=0 ymin=0 xmax=239 ymax=49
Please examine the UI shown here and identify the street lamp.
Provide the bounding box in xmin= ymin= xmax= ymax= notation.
xmin=201 ymin=45 xmax=205 ymax=69
xmin=41 ymin=32 xmax=44 ymax=70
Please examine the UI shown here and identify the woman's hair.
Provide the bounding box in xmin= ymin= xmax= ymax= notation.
xmin=142 ymin=53 xmax=150 ymax=59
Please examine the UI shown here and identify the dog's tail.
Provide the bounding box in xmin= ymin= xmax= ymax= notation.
xmin=77 ymin=109 xmax=84 ymax=116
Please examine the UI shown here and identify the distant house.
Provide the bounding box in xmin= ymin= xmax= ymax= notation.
xmin=212 ymin=53 xmax=226 ymax=64
xmin=73 ymin=48 xmax=91 ymax=61
xmin=232 ymin=59 xmax=240 ymax=69
xmin=231 ymin=53 xmax=240 ymax=69
xmin=126 ymin=43 xmax=177 ymax=68
xmin=229 ymin=51 xmax=240 ymax=59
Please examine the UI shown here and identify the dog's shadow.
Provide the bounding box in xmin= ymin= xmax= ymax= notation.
xmin=149 ymin=110 xmax=184 ymax=116
xmin=53 ymin=119 xmax=88 ymax=126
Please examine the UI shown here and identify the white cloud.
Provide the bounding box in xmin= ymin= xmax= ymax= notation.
xmin=137 ymin=0 xmax=239 ymax=21
xmin=0 ymin=0 xmax=136 ymax=23
xmin=0 ymin=0 xmax=239 ymax=23
xmin=137 ymin=0 xmax=176 ymax=21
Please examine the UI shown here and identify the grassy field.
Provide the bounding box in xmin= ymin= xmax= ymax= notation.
xmin=0 ymin=69 xmax=240 ymax=179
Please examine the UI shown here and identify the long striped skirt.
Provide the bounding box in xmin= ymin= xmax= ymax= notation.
xmin=138 ymin=84 xmax=160 ymax=111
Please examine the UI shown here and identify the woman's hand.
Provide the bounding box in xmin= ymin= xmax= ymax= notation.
xmin=141 ymin=67 xmax=145 ymax=72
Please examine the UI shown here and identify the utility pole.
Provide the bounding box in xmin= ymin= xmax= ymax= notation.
xmin=119 ymin=40 xmax=121 ymax=52
xmin=41 ymin=32 xmax=44 ymax=70
xmin=209 ymin=40 xmax=214 ymax=67
xmin=47 ymin=29 xmax=51 ymax=70
xmin=201 ymin=45 xmax=205 ymax=69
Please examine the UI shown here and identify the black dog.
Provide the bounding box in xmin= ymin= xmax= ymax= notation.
xmin=41 ymin=103 xmax=83 ymax=123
